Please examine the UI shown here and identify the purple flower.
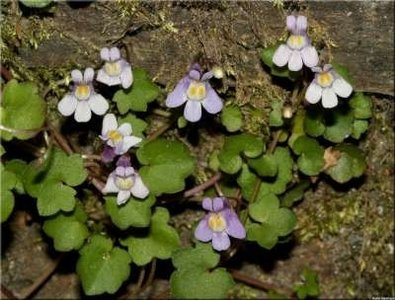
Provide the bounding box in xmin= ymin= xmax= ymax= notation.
xmin=165 ymin=64 xmax=223 ymax=123
xmin=272 ymin=15 xmax=319 ymax=71
xmin=102 ymin=156 xmax=149 ymax=205
xmin=305 ymin=64 xmax=353 ymax=108
xmin=100 ymin=113 xmax=142 ymax=155
xmin=97 ymin=47 xmax=133 ymax=89
xmin=58 ymin=68 xmax=109 ymax=122
xmin=194 ymin=197 xmax=246 ymax=251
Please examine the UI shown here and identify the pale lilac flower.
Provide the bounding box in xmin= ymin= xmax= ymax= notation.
xmin=305 ymin=64 xmax=353 ymax=108
xmin=194 ymin=197 xmax=246 ymax=251
xmin=97 ymin=47 xmax=133 ymax=89
xmin=100 ymin=113 xmax=142 ymax=155
xmin=101 ymin=144 xmax=117 ymax=163
xmin=102 ymin=156 xmax=149 ymax=205
xmin=57 ymin=68 xmax=109 ymax=122
xmin=165 ymin=64 xmax=223 ymax=123
xmin=272 ymin=15 xmax=319 ymax=71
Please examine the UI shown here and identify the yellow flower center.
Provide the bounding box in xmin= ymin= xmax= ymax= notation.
xmin=115 ymin=177 xmax=134 ymax=190
xmin=287 ymin=35 xmax=305 ymax=50
xmin=75 ymin=84 xmax=91 ymax=100
xmin=108 ymin=130 xmax=122 ymax=142
xmin=317 ymin=72 xmax=334 ymax=88
xmin=104 ymin=62 xmax=122 ymax=76
xmin=186 ymin=82 xmax=206 ymax=101
xmin=208 ymin=213 xmax=227 ymax=232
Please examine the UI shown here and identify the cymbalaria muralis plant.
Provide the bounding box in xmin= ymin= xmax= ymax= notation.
xmin=1 ymin=8 xmax=373 ymax=299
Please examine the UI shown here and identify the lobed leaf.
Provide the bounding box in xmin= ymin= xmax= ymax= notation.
xmin=221 ymin=105 xmax=243 ymax=132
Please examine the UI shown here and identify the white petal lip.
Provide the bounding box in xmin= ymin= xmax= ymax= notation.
xmin=100 ymin=47 xmax=110 ymax=61
xmin=58 ymin=94 xmax=78 ymax=116
xmin=102 ymin=114 xmax=118 ymax=136
xmin=305 ymin=82 xmax=323 ymax=104
xmin=102 ymin=174 xmax=119 ymax=194
xmin=288 ymin=50 xmax=303 ymax=71
xmin=117 ymin=190 xmax=131 ymax=205
xmin=97 ymin=69 xmax=121 ymax=86
xmin=120 ymin=65 xmax=133 ymax=89
xmin=272 ymin=44 xmax=291 ymax=67
xmin=131 ymin=175 xmax=149 ymax=199
xmin=118 ymin=123 xmax=132 ymax=136
xmin=322 ymin=88 xmax=338 ymax=108
xmin=121 ymin=136 xmax=142 ymax=153
xmin=88 ymin=94 xmax=109 ymax=115
xmin=74 ymin=101 xmax=92 ymax=122
xmin=332 ymin=78 xmax=353 ymax=98
xmin=301 ymin=46 xmax=319 ymax=68
xmin=184 ymin=100 xmax=202 ymax=122
xmin=71 ymin=69 xmax=83 ymax=83
xmin=84 ymin=68 xmax=94 ymax=83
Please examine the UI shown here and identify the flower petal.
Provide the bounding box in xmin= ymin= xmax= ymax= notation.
xmin=212 ymin=232 xmax=230 ymax=251
xmin=71 ymin=69 xmax=83 ymax=83
xmin=115 ymin=166 xmax=126 ymax=177
xmin=117 ymin=190 xmax=131 ymax=205
xmin=110 ymin=47 xmax=121 ymax=61
xmin=225 ymin=210 xmax=246 ymax=239
xmin=88 ymin=94 xmax=109 ymax=115
xmin=305 ymin=82 xmax=323 ymax=104
xmin=118 ymin=123 xmax=132 ymax=136
xmin=322 ymin=88 xmax=338 ymax=108
xmin=100 ymin=47 xmax=110 ymax=61
xmin=97 ymin=69 xmax=121 ymax=86
xmin=84 ymin=68 xmax=94 ymax=83
xmin=213 ymin=197 xmax=225 ymax=212
xmin=194 ymin=217 xmax=213 ymax=242
xmin=121 ymin=136 xmax=142 ymax=153
xmin=184 ymin=100 xmax=202 ymax=123
xmin=296 ymin=16 xmax=307 ymax=34
xmin=201 ymin=71 xmax=213 ymax=81
xmin=165 ymin=78 xmax=189 ymax=108
xmin=301 ymin=46 xmax=319 ymax=68
xmin=102 ymin=173 xmax=119 ymax=193
xmin=286 ymin=15 xmax=297 ymax=33
xmin=332 ymin=78 xmax=353 ymax=98
xmin=323 ymin=64 xmax=332 ymax=72
xmin=101 ymin=145 xmax=116 ymax=163
xmin=272 ymin=44 xmax=291 ymax=67
xmin=288 ymin=50 xmax=303 ymax=71
xmin=131 ymin=175 xmax=149 ymax=199
xmin=74 ymin=101 xmax=92 ymax=123
xmin=188 ymin=69 xmax=201 ymax=81
xmin=124 ymin=167 xmax=135 ymax=177
xmin=202 ymin=86 xmax=223 ymax=114
xmin=202 ymin=198 xmax=214 ymax=211
xmin=120 ymin=65 xmax=133 ymax=89
xmin=58 ymin=94 xmax=78 ymax=116
xmin=102 ymin=114 xmax=118 ymax=136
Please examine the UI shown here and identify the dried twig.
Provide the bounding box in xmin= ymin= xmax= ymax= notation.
xmin=183 ymin=173 xmax=222 ymax=198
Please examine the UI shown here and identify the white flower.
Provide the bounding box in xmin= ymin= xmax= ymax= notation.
xmin=58 ymin=68 xmax=109 ymax=122
xmin=102 ymin=166 xmax=149 ymax=205
xmin=96 ymin=47 xmax=133 ymax=89
xmin=100 ymin=113 xmax=142 ymax=155
xmin=305 ymin=64 xmax=353 ymax=108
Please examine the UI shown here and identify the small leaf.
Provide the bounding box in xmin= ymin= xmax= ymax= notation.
xmin=292 ymin=136 xmax=325 ymax=176
xmin=121 ymin=207 xmax=180 ymax=266
xmin=261 ymin=45 xmax=300 ymax=81
xmin=349 ymin=93 xmax=372 ymax=119
xmin=170 ymin=243 xmax=235 ymax=299
xmin=247 ymin=222 xmax=279 ymax=249
xmin=249 ymin=193 xmax=279 ymax=223
xmin=304 ymin=107 xmax=325 ymax=138
xmin=325 ymin=144 xmax=366 ymax=183
xmin=136 ymin=139 xmax=195 ymax=195
xmin=1 ymin=80 xmax=46 ymax=140
xmin=288 ymin=111 xmax=305 ymax=148
xmin=77 ymin=235 xmax=131 ymax=295
xmin=247 ymin=154 xmax=278 ymax=177
xmin=1 ymin=165 xmax=18 ymax=222
xmin=113 ymin=68 xmax=160 ymax=113
xmin=294 ymin=267 xmax=320 ymax=299
xmin=221 ymin=105 xmax=243 ymax=132
xmin=118 ymin=113 xmax=148 ymax=138
xmin=43 ymin=204 xmax=89 ymax=251
xmin=19 ymin=0 xmax=52 ymax=8
xmin=351 ymin=120 xmax=369 ymax=139
xmin=105 ymin=194 xmax=155 ymax=229
xmin=269 ymin=101 xmax=284 ymax=127
xmin=322 ymin=107 xmax=353 ymax=143
xmin=218 ymin=134 xmax=264 ymax=174
xmin=282 ymin=180 xmax=310 ymax=208
xmin=177 ymin=116 xmax=188 ymax=129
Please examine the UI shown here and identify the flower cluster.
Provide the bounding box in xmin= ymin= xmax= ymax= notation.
xmin=194 ymin=197 xmax=246 ymax=251
xmin=272 ymin=15 xmax=353 ymax=108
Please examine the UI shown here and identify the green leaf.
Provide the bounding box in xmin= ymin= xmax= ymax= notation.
xmin=121 ymin=207 xmax=180 ymax=266
xmin=221 ymin=105 xmax=242 ymax=132
xmin=325 ymin=144 xmax=366 ymax=183
xmin=113 ymin=68 xmax=160 ymax=113
xmin=19 ymin=0 xmax=52 ymax=8
xmin=261 ymin=45 xmax=300 ymax=81
xmin=105 ymin=194 xmax=155 ymax=229
xmin=247 ymin=223 xmax=279 ymax=249
xmin=269 ymin=101 xmax=283 ymax=127
xmin=351 ymin=120 xmax=369 ymax=139
xmin=292 ymin=136 xmax=325 ymax=176
xmin=0 ymin=145 xmax=5 ymax=157
xmin=282 ymin=180 xmax=310 ymax=208
xmin=0 ymin=80 xmax=46 ymax=140
xmin=118 ymin=113 xmax=148 ymax=138
xmin=170 ymin=243 xmax=234 ymax=299
xmin=1 ymin=165 xmax=18 ymax=222
xmin=249 ymin=193 xmax=279 ymax=223
xmin=43 ymin=204 xmax=89 ymax=251
xmin=136 ymin=139 xmax=195 ymax=195
xmin=177 ymin=116 xmax=188 ymax=129
xmin=247 ymin=154 xmax=278 ymax=177
xmin=331 ymin=62 xmax=353 ymax=85
xmin=289 ymin=111 xmax=305 ymax=148
xmin=304 ymin=107 xmax=325 ymax=138
xmin=294 ymin=267 xmax=320 ymax=299
xmin=77 ymin=235 xmax=131 ymax=295
xmin=24 ymin=148 xmax=87 ymax=216
xmin=218 ymin=134 xmax=264 ymax=174
xmin=322 ymin=107 xmax=354 ymax=143
xmin=4 ymin=159 xmax=28 ymax=194
xmin=349 ymin=93 xmax=372 ymax=119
